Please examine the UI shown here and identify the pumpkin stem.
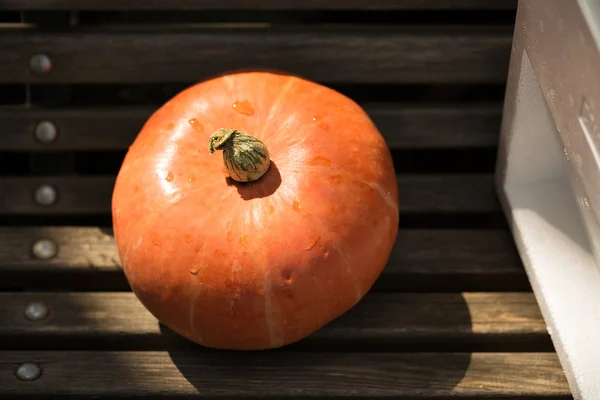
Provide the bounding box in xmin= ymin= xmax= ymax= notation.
xmin=208 ymin=128 xmax=271 ymax=183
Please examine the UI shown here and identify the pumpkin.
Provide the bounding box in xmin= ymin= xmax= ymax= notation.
xmin=111 ymin=71 xmax=399 ymax=350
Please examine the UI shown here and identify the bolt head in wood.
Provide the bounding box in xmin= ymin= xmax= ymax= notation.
xmin=15 ymin=362 xmax=42 ymax=381
xmin=24 ymin=301 xmax=49 ymax=321
xmin=34 ymin=121 xmax=58 ymax=143
xmin=32 ymin=239 xmax=58 ymax=259
xmin=34 ymin=185 xmax=58 ymax=206
xmin=29 ymin=53 xmax=52 ymax=75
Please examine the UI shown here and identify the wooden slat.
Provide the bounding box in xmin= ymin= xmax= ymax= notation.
xmin=0 ymin=176 xmax=114 ymax=215
xmin=0 ymin=228 xmax=528 ymax=291
xmin=0 ymin=28 xmax=512 ymax=84
xmin=0 ymin=103 xmax=502 ymax=151
xmin=0 ymin=351 xmax=570 ymax=398
xmin=0 ymin=0 xmax=518 ymax=10
xmin=399 ymin=174 xmax=499 ymax=213
xmin=0 ymin=291 xmax=549 ymax=351
xmin=0 ymin=174 xmax=499 ymax=215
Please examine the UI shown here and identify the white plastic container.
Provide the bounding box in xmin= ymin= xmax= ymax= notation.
xmin=496 ymin=1 xmax=600 ymax=399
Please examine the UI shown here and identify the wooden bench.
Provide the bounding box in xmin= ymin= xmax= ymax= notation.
xmin=0 ymin=1 xmax=573 ymax=398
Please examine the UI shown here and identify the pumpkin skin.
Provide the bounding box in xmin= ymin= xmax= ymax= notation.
xmin=111 ymin=71 xmax=399 ymax=350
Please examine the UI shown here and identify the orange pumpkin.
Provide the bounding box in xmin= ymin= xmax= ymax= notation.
xmin=112 ymin=71 xmax=399 ymax=350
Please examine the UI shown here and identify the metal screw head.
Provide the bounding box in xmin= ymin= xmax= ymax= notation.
xmin=29 ymin=53 xmax=52 ymax=75
xmin=15 ymin=362 xmax=42 ymax=381
xmin=31 ymin=239 xmax=58 ymax=259
xmin=24 ymin=301 xmax=49 ymax=321
xmin=34 ymin=121 xmax=58 ymax=143
xmin=33 ymin=184 xmax=58 ymax=206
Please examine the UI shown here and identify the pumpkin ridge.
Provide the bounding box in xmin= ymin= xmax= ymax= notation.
xmin=316 ymin=216 xmax=362 ymax=304
xmin=335 ymin=246 xmax=363 ymax=304
xmin=348 ymin=175 xmax=399 ymax=215
xmin=298 ymin=165 xmax=398 ymax=215
xmin=188 ymin=289 xmax=202 ymax=342
xmin=258 ymin=76 xmax=297 ymax=139
xmin=262 ymin=259 xmax=280 ymax=348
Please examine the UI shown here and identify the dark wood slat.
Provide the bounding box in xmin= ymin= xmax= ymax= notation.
xmin=0 ymin=176 xmax=114 ymax=215
xmin=0 ymin=228 xmax=528 ymax=292
xmin=0 ymin=351 xmax=570 ymax=398
xmin=372 ymin=103 xmax=502 ymax=149
xmin=0 ymin=0 xmax=518 ymax=10
xmin=0 ymin=174 xmax=499 ymax=215
xmin=399 ymin=174 xmax=499 ymax=213
xmin=0 ymin=291 xmax=549 ymax=351
xmin=0 ymin=103 xmax=502 ymax=151
xmin=0 ymin=27 xmax=512 ymax=84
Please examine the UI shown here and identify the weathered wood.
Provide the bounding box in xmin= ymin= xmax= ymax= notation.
xmin=0 ymin=174 xmax=499 ymax=215
xmin=0 ymin=176 xmax=114 ymax=215
xmin=0 ymin=27 xmax=512 ymax=84
xmin=0 ymin=227 xmax=527 ymax=291
xmin=0 ymin=351 xmax=570 ymax=398
xmin=0 ymin=0 xmax=518 ymax=10
xmin=0 ymin=103 xmax=502 ymax=151
xmin=0 ymin=291 xmax=549 ymax=351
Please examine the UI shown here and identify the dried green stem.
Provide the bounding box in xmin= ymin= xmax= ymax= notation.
xmin=209 ymin=128 xmax=271 ymax=183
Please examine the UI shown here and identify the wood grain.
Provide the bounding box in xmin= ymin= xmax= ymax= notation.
xmin=0 ymin=227 xmax=519 ymax=273
xmin=0 ymin=0 xmax=518 ymax=10
xmin=0 ymin=27 xmax=512 ymax=84
xmin=0 ymin=351 xmax=570 ymax=398
xmin=0 ymin=174 xmax=499 ymax=215
xmin=0 ymin=228 xmax=527 ymax=291
xmin=399 ymin=174 xmax=499 ymax=213
xmin=0 ymin=176 xmax=114 ymax=215
xmin=0 ymin=291 xmax=549 ymax=351
xmin=0 ymin=103 xmax=502 ymax=151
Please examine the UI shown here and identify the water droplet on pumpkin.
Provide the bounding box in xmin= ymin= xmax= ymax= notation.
xmin=185 ymin=234 xmax=194 ymax=243
xmin=304 ymin=236 xmax=320 ymax=251
xmin=166 ymin=123 xmax=174 ymax=131
xmin=151 ymin=232 xmax=162 ymax=247
xmin=238 ymin=235 xmax=249 ymax=248
xmin=269 ymin=205 xmax=275 ymax=214
xmin=188 ymin=173 xmax=195 ymax=183
xmin=329 ymin=175 xmax=343 ymax=184
xmin=256 ymin=288 xmax=264 ymax=296
xmin=309 ymin=156 xmax=331 ymax=167
xmin=324 ymin=250 xmax=331 ymax=260
xmin=188 ymin=118 xmax=204 ymax=132
xmin=312 ymin=116 xmax=329 ymax=130
xmin=165 ymin=172 xmax=174 ymax=182
xmin=232 ymin=100 xmax=254 ymax=116
xmin=292 ymin=201 xmax=301 ymax=212
xmin=188 ymin=265 xmax=200 ymax=275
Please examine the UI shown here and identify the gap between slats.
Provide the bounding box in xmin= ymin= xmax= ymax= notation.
xmin=0 ymin=228 xmax=528 ymax=292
